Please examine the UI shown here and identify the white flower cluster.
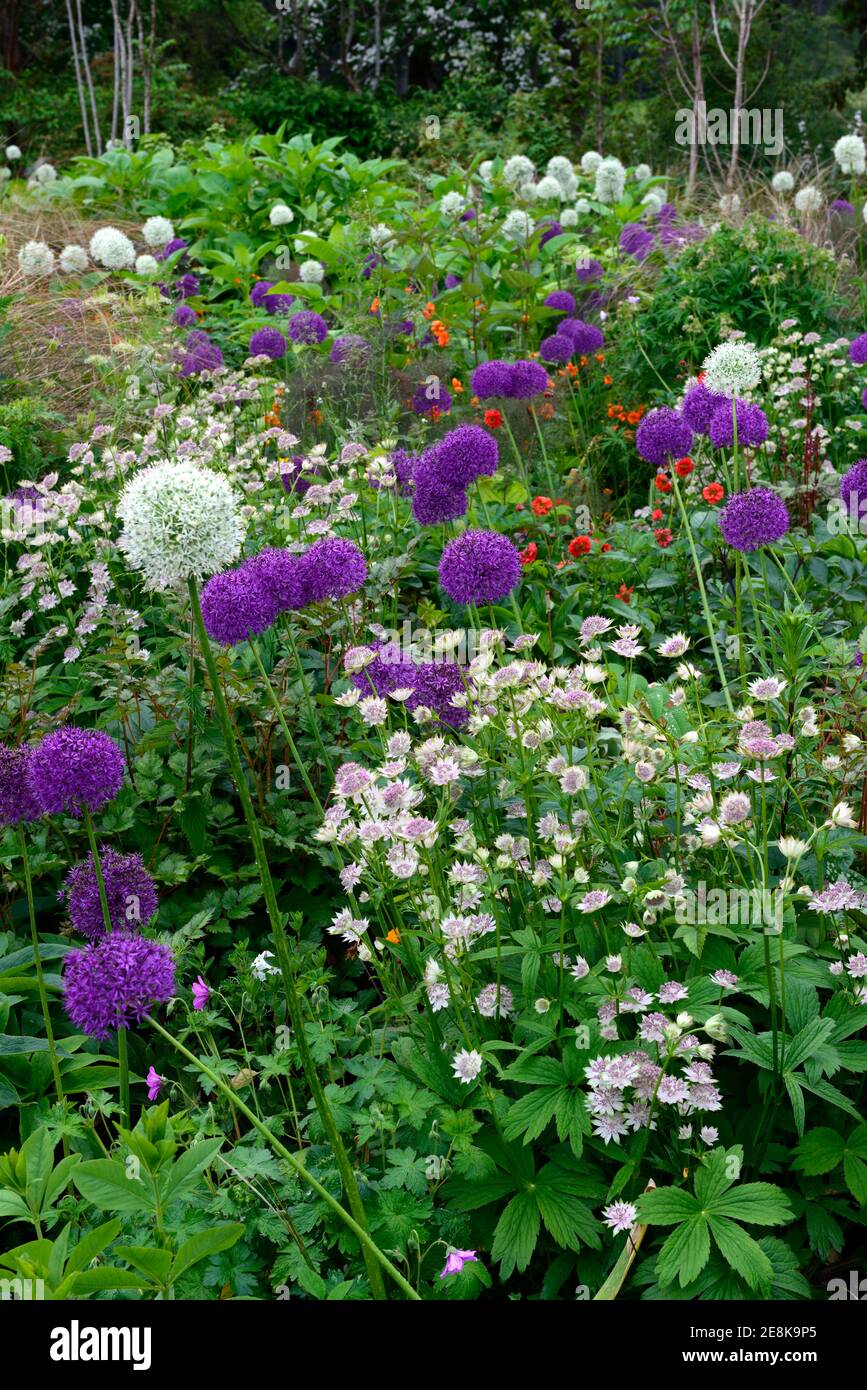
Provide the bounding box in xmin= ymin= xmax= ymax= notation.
xmin=141 ymin=215 xmax=175 ymax=248
xmin=771 ymin=170 xmax=794 ymax=194
xmin=580 ymin=150 xmax=602 ymax=174
xmin=118 ymin=460 xmax=247 ymax=591
xmin=135 ymin=254 xmax=159 ymax=276
xmin=438 ymin=190 xmax=465 ymax=216
xmin=594 ymin=157 xmax=626 ymax=205
xmin=18 ymin=240 xmax=55 ymax=276
xmin=545 ymin=155 xmax=578 ymax=199
xmin=833 ymin=133 xmax=866 ymax=175
xmin=269 ymin=203 xmax=293 ymax=226
xmin=502 ymin=154 xmax=534 ymax=187
xmin=702 ymin=340 xmax=762 ymax=396
xmin=298 ymin=258 xmax=325 ymax=284
xmin=794 ymin=185 xmax=823 ymax=215
xmin=502 ymin=208 xmax=534 ymax=244
xmin=89 ymin=226 xmax=136 ymax=270
xmin=59 ymin=244 xmax=88 ymax=274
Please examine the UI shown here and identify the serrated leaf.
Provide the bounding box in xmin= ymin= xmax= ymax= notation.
xmin=708 ymin=1215 xmax=773 ymax=1291
xmin=793 ymin=1127 xmax=846 ymax=1175
xmin=656 ymin=1215 xmax=710 ymax=1288
xmin=491 ymin=1191 xmax=540 ymax=1279
xmin=710 ymin=1183 xmax=793 ymax=1226
xmin=635 ymin=1185 xmax=700 ymax=1225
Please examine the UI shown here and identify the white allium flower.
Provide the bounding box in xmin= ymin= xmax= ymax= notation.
xmin=503 ymin=154 xmax=535 ymax=187
xmin=502 ymin=208 xmax=534 ymax=243
xmin=452 ymin=1048 xmax=484 ymax=1084
xmin=634 ymin=163 xmax=652 ymax=181
xmin=135 ymin=254 xmax=159 ymax=276
xmin=439 ymin=190 xmax=465 ymax=216
xmin=141 ymin=215 xmax=174 ymax=248
xmin=833 ymin=133 xmax=866 ymax=175
xmin=560 ymin=208 xmax=579 ymax=227
xmin=794 ymin=185 xmax=823 ymax=215
xmin=59 ymin=244 xmax=88 ymax=274
xmin=89 ymin=226 xmax=136 ymax=270
xmin=533 ymin=175 xmax=564 ymax=200
xmin=298 ymin=258 xmax=324 ymax=283
xmin=594 ymin=156 xmax=626 ymax=205
xmin=641 ymin=190 xmax=664 ymax=214
xmin=269 ymin=202 xmax=294 ymax=226
xmin=719 ymin=192 xmax=741 ymax=215
xmin=478 ymin=159 xmax=495 ymax=182
xmin=573 ymin=198 xmax=592 ymax=216
xmin=118 ymin=460 xmax=246 ymax=592
xmin=31 ymin=162 xmax=57 ymax=185
xmin=702 ymin=340 xmax=762 ymax=396
xmin=771 ymin=170 xmax=794 ymax=194
xmin=18 ymin=240 xmax=55 ymax=276
xmin=5 ymin=144 xmax=21 ymax=160
xmin=370 ymin=221 xmax=395 ymax=248
xmin=580 ymin=150 xmax=603 ymax=174
xmin=546 ymin=155 xmax=577 ymax=198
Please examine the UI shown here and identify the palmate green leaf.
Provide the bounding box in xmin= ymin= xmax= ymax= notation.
xmin=805 ymin=1203 xmax=844 ymax=1260
xmin=708 ymin=1215 xmax=774 ymax=1291
xmin=446 ymin=1172 xmax=516 ymax=1211
xmin=843 ymin=1153 xmax=867 ymax=1206
xmin=783 ymin=1073 xmax=806 ymax=1136
xmin=656 ymin=1215 xmax=710 ymax=1288
xmin=491 ymin=1191 xmax=540 ymax=1279
xmin=694 ymin=1146 xmax=740 ymax=1207
xmin=635 ymin=1185 xmax=700 ymax=1225
xmin=793 ymin=1127 xmax=847 ymax=1175
xmin=502 ymin=1086 xmax=562 ymax=1145
xmin=783 ymin=1017 xmax=837 ymax=1072
xmin=710 ymin=1183 xmax=794 ymax=1225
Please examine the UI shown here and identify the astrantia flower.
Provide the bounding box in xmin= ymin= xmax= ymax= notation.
xmin=475 ymin=982 xmax=514 ymax=1018
xmin=833 ymin=134 xmax=866 ymax=175
xmin=452 ymin=1048 xmax=484 ymax=1084
xmin=200 ymin=562 xmax=278 ymax=644
xmin=61 ymin=846 xmax=158 ymax=938
xmin=771 ymin=170 xmax=794 ymax=194
xmin=439 ymin=529 xmax=521 ymax=606
xmin=269 ymin=203 xmax=293 ymax=226
xmin=18 ymin=240 xmax=55 ymax=276
xmin=702 ymin=341 xmax=761 ymax=397
xmin=27 ymin=727 xmax=125 ymax=817
xmin=118 ymin=460 xmax=246 ymax=591
xmin=0 ymin=745 xmax=42 ymax=826
xmin=302 ymin=537 xmax=367 ymax=602
xmin=658 ymin=632 xmax=690 ymax=658
xmin=141 ymin=216 xmax=175 ymax=248
xmin=719 ymin=487 xmax=789 ymax=552
xmin=595 ymin=157 xmax=626 ymax=205
xmin=249 ymin=326 xmax=286 ymax=360
xmin=708 ymin=399 xmax=769 ymax=449
xmin=602 ymin=1201 xmax=637 ymax=1235
xmin=59 ymin=244 xmax=88 ymax=274
xmin=89 ymin=226 xmax=136 ymax=270
xmin=287 ymin=310 xmax=328 ymax=345
xmin=430 ymin=425 xmax=499 ymax=488
xmin=636 ymin=407 xmax=694 ymax=467
xmin=794 ymin=185 xmax=823 ymax=215
xmin=63 ymin=933 xmax=175 ymax=1039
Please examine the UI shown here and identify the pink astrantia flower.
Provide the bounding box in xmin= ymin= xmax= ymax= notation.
xmin=602 ymin=1200 xmax=638 ymax=1235
xmin=192 ymin=975 xmax=210 ymax=1011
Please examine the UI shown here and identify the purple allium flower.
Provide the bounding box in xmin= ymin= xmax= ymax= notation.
xmin=0 ymin=745 xmax=42 ymax=826
xmin=249 ymin=546 xmax=310 ymax=610
xmin=412 ymin=452 xmax=468 ymax=526
xmin=439 ymin=529 xmax=521 ymax=605
xmin=719 ymin=487 xmax=790 ymax=552
xmin=200 ymin=562 xmax=278 ymax=644
xmin=330 ymin=334 xmax=369 ymax=364
xmin=862 ymin=387 xmax=867 ymax=411
xmin=635 ymin=407 xmax=694 ymax=466
xmin=840 ymin=458 xmax=867 ymax=513
xmin=576 ymin=258 xmax=603 ymax=283
xmin=287 ymin=310 xmax=328 ymax=345
xmin=179 ymin=329 xmax=223 ymax=377
xmin=174 ymin=273 xmax=199 ymax=299
xmin=389 ymin=447 xmax=415 ymax=495
xmin=459 ymin=209 xmax=476 ymax=223
xmin=444 ymin=272 xmax=462 ymax=289
xmin=540 ymin=333 xmax=574 ymax=364
xmin=539 ymin=220 xmax=564 ymax=246
xmin=544 ymin=289 xmax=576 ymax=314
xmin=27 ymin=727 xmax=125 ymax=818
xmin=363 ymin=252 xmax=384 ymax=279
xmin=171 ymin=304 xmax=197 ymax=328
xmin=708 ymin=399 xmax=769 ymax=449
xmin=352 ymin=642 xmax=469 ymax=728
xmin=559 ymin=319 xmax=604 ymax=354
xmin=681 ymin=382 xmax=726 ymax=434
xmin=431 ymin=425 xmax=499 ymax=488
xmin=249 ymin=326 xmax=286 ymax=360
xmin=61 ymin=846 xmax=158 ymax=939
xmin=146 ymin=1065 xmax=163 ymax=1101
xmin=830 ymin=199 xmax=855 ymax=216
xmin=440 ymin=1249 xmax=478 ymax=1278
xmin=63 ymin=933 xmax=175 ymax=1038
xmin=619 ymin=223 xmax=654 ymax=260
xmin=302 ymin=537 xmax=367 ymax=602
xmin=192 ymin=974 xmax=210 ymax=1011
xmin=507 ymin=359 xmax=549 ymax=399
xmin=850 ymin=333 xmax=867 ymax=365
xmin=412 ymin=382 xmax=452 ymax=417
xmin=250 ymin=281 xmax=294 ymax=314
xmin=156 ymin=238 xmax=188 ymax=263
xmin=470 ymin=359 xmax=514 ymax=399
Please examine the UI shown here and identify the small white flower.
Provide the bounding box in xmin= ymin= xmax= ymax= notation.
xmin=833 ymin=133 xmax=866 ymax=175
xmin=269 ymin=203 xmax=294 ymax=226
xmin=369 ymin=221 xmax=394 ymax=248
xmin=702 ymin=340 xmax=762 ymax=396
xmin=30 ymin=161 xmax=57 ymax=185
xmin=747 ymin=676 xmax=787 ymax=700
xmin=298 ymin=258 xmax=325 ymax=284
xmin=658 ymin=632 xmax=690 ymax=658
xmin=502 ymin=154 xmax=535 ymax=187
xmin=580 ymin=150 xmax=602 ymax=174
xmin=251 ymin=950 xmax=279 ymax=981
xmin=827 ymin=801 xmax=857 ymax=828
xmin=633 ymin=163 xmax=652 ymax=181
xmin=719 ymin=192 xmax=741 ymax=216
xmin=439 ymin=190 xmax=465 ymax=216
xmin=778 ymin=836 xmax=808 ymax=859
xmin=5 ymin=144 xmax=21 ymax=160
xmin=533 ymin=175 xmax=564 ymax=201
xmin=594 ymin=156 xmax=626 ymax=205
xmin=560 ymin=208 xmax=579 ymax=227
xmin=452 ymin=1048 xmax=484 ymax=1084
xmin=771 ymin=170 xmax=794 ymax=194
xmin=641 ymin=190 xmax=664 ymax=214
xmin=141 ymin=215 xmax=175 ymax=248
xmin=502 ymin=208 xmax=535 ymax=243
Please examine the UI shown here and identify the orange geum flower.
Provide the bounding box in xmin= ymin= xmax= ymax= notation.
xmin=422 ymin=302 xmax=436 ymax=319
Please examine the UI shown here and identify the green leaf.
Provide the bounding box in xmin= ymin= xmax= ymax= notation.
xmin=656 ymin=1215 xmax=710 ymax=1288
xmin=115 ymin=1245 xmax=172 ymax=1284
xmin=502 ymin=1086 xmax=562 ymax=1144
xmin=171 ymin=1224 xmax=244 ymax=1283
xmin=72 ymin=1160 xmax=155 ymax=1215
xmin=843 ymin=1153 xmax=867 ymax=1206
xmin=635 ymin=1186 xmax=700 ymax=1225
xmin=491 ymin=1191 xmax=540 ymax=1279
xmin=158 ymin=1136 xmax=225 ymax=1206
xmin=793 ymin=1127 xmax=846 ymax=1175
xmin=708 ymin=1215 xmax=773 ymax=1291
xmin=710 ymin=1183 xmax=793 ymax=1226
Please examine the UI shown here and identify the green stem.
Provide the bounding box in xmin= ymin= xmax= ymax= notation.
xmin=671 ymin=476 xmax=735 ymax=714
xmin=18 ymin=825 xmax=65 ymax=1109
xmin=82 ymin=807 xmax=130 ymax=1129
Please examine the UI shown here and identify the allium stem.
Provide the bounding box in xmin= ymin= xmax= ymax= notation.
xmin=189 ymin=576 xmax=387 ymax=1300
xmin=146 ymin=1015 xmax=420 ymax=1300
xmin=18 ymin=825 xmax=65 ymax=1111
xmin=671 ymin=476 xmax=735 ymax=714
xmin=82 ymin=807 xmax=131 ymax=1128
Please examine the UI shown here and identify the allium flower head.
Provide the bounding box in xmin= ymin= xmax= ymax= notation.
xmin=250 ymin=280 xmax=294 ymax=314
xmin=89 ymin=226 xmax=136 ymax=270
xmin=470 ymin=360 xmax=513 ymax=399
xmin=178 ymin=329 xmax=223 ymax=376
xmin=534 ymin=175 xmax=564 ymax=201
xmin=702 ymin=341 xmax=761 ymax=397
xmin=540 ymin=332 xmax=574 ymax=364
xmin=63 ymin=933 xmax=175 ymax=1038
xmin=839 ymin=458 xmax=867 ymax=511
xmin=719 ymin=487 xmax=789 ymax=552
xmin=771 ymin=170 xmax=794 ymax=194
xmin=287 ymin=310 xmax=328 ymax=345
xmin=269 ymin=203 xmax=294 ymax=226
xmin=708 ymin=399 xmax=769 ymax=449
xmin=636 ymin=407 xmax=694 ymax=466
xmin=580 ymin=150 xmax=602 ymax=173
xmin=18 ymin=240 xmax=55 ymax=276
xmin=200 ymin=562 xmax=279 ymax=644
xmin=430 ymin=425 xmax=499 ymax=488
xmin=544 ymin=289 xmax=576 ymax=314
xmin=559 ymin=318 xmax=604 ymax=354
xmin=507 ymin=359 xmax=549 ymax=399
xmin=61 ymin=846 xmax=158 ymax=938
xmin=5 ymin=144 xmax=21 ymax=160
xmin=849 ymin=335 xmax=867 ymax=366
xmin=412 ymin=452 xmax=468 ymax=526
xmin=502 ymin=209 xmax=535 ymax=243
xmin=141 ymin=216 xmax=175 ymax=248
xmin=249 ymin=547 xmax=310 ymax=611
xmin=503 ymin=155 xmax=535 ymax=186
xmin=0 ymin=745 xmax=42 ymax=826
xmin=249 ymin=326 xmax=286 ymax=360
xmin=412 ymin=381 xmax=452 ymax=417
xmin=833 ymin=134 xmax=866 ymax=175
xmin=301 ymin=538 xmax=367 ymax=603
xmin=330 ymin=334 xmax=369 ymax=365
xmin=439 ymin=529 xmax=521 ymax=606
xmin=118 ymin=460 xmax=246 ymax=591
xmin=794 ymin=185 xmax=823 ymax=215
xmin=681 ymin=381 xmax=726 ymax=434
xmin=595 ymin=157 xmax=626 ymax=205
xmin=59 ymin=244 xmax=88 ymax=274
xmin=27 ymin=727 xmax=125 ymax=818
xmin=135 ymin=254 xmax=158 ymax=276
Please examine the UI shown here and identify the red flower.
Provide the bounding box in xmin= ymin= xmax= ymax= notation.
xmin=568 ymin=535 xmax=592 ymax=558
xmin=654 ymin=527 xmax=674 ymax=548
xmin=651 ymin=507 xmax=663 ymax=521
xmin=598 ymin=541 xmax=612 ymax=553
xmin=519 ymin=542 xmax=538 ymax=566
xmin=675 ymin=456 xmax=694 ymax=478
xmin=616 ymin=583 xmax=634 ymax=604
xmin=702 ymin=482 xmax=725 ymax=504
xmin=654 ymin=474 xmax=673 ymax=494
xmin=484 ymin=408 xmax=503 ymax=429
xmin=531 ymin=495 xmax=554 ymax=516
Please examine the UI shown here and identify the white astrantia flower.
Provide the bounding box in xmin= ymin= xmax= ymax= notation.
xmin=502 ymin=208 xmax=534 ymax=243
xmin=533 ymin=175 xmax=564 ymax=201
xmin=580 ymin=150 xmax=602 ymax=174
xmin=594 ymin=156 xmax=626 ymax=205
xmin=452 ymin=1048 xmax=484 ymax=1084
xmin=439 ymin=190 xmax=465 ymax=216
xmin=269 ymin=202 xmax=293 ymax=226
xmin=141 ymin=215 xmax=175 ymax=248
xmin=5 ymin=144 xmax=21 ymax=160
xmin=560 ymin=208 xmax=579 ymax=227
xmin=833 ymin=133 xmax=866 ymax=175
xmin=719 ymin=192 xmax=741 ymax=215
xmin=641 ymin=190 xmax=664 ymax=214
xmin=135 ymin=254 xmax=159 ymax=276
xmin=747 ymin=675 xmax=787 ymax=700
xmin=18 ymin=240 xmax=55 ymax=276
xmin=778 ymin=837 xmax=809 ymax=860
xmin=633 ymin=163 xmax=652 ymax=181
xmin=702 ymin=340 xmax=762 ymax=396
xmin=89 ymin=226 xmax=136 ymax=270
xmin=771 ymin=170 xmax=794 ymax=194
xmin=59 ymin=244 xmax=88 ymax=274
xmin=118 ymin=460 xmax=246 ymax=592
xmin=502 ymin=154 xmax=534 ymax=187
xmin=794 ymin=185 xmax=823 ymax=215
xmin=298 ymin=258 xmax=324 ymax=284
